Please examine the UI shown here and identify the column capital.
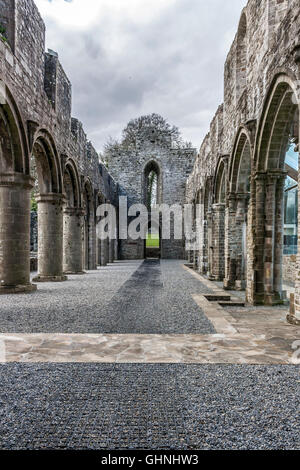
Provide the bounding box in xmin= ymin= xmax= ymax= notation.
xmin=0 ymin=172 xmax=35 ymax=189
xmin=266 ymin=169 xmax=287 ymax=179
xmin=64 ymin=206 xmax=85 ymax=216
xmin=236 ymin=192 xmax=249 ymax=201
xmin=254 ymin=171 xmax=267 ymax=182
xmin=212 ymin=202 xmax=226 ymax=212
xmin=36 ymin=193 xmax=66 ymax=204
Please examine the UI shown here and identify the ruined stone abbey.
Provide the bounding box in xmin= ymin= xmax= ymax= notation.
xmin=0 ymin=0 xmax=300 ymax=325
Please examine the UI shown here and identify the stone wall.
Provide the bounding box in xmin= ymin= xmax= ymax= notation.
xmin=0 ymin=0 xmax=118 ymax=206
xmin=283 ymin=255 xmax=297 ymax=284
xmin=186 ymin=0 xmax=300 ymax=315
xmin=107 ymin=127 xmax=196 ymax=259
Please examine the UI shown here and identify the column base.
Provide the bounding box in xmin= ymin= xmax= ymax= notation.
xmin=0 ymin=283 xmax=37 ymax=295
xmin=235 ymin=280 xmax=246 ymax=291
xmin=64 ymin=271 xmax=86 ymax=275
xmin=287 ymin=314 xmax=300 ymax=325
xmin=32 ymin=275 xmax=68 ymax=282
xmin=223 ymin=279 xmax=235 ymax=290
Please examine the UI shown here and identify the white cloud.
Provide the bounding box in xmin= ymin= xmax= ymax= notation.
xmin=33 ymin=0 xmax=247 ymax=151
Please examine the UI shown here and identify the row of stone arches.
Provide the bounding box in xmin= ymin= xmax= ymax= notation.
xmin=191 ymin=73 xmax=299 ymax=310
xmin=0 ymin=82 xmax=116 ymax=294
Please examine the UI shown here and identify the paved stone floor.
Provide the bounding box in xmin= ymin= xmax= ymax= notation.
xmin=0 ymin=260 xmax=299 ymax=449
xmin=0 ymin=364 xmax=299 ymax=450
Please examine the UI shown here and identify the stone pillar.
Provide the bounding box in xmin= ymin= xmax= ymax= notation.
xmin=114 ymin=239 xmax=118 ymax=261
xmin=96 ymin=237 xmax=101 ymax=266
xmin=98 ymin=239 xmax=106 ymax=266
xmin=210 ymin=203 xmax=225 ymax=281
xmin=33 ymin=194 xmax=67 ymax=282
xmin=207 ymin=209 xmax=213 ymax=278
xmin=253 ymin=173 xmax=266 ymax=304
xmin=109 ymin=238 xmax=115 ymax=263
xmin=264 ymin=173 xmax=277 ymax=304
xmin=104 ymin=238 xmax=110 ymax=265
xmin=0 ymin=173 xmax=37 ymax=294
xmin=294 ymin=146 xmax=300 ymax=322
xmin=246 ymin=178 xmax=256 ymax=304
xmin=224 ymin=194 xmax=237 ymax=289
xmin=87 ymin=218 xmax=97 ymax=270
xmin=63 ymin=207 xmax=85 ymax=274
xmin=235 ymin=193 xmax=248 ymax=290
xmin=274 ymin=173 xmax=286 ymax=300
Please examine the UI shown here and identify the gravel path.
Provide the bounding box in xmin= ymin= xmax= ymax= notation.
xmin=0 ymin=260 xmax=214 ymax=334
xmin=0 ymin=364 xmax=299 ymax=450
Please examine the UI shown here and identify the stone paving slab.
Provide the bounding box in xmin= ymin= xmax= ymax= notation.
xmin=0 ymin=332 xmax=295 ymax=364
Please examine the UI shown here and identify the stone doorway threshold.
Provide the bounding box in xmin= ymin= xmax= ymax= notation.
xmin=0 ymin=265 xmax=299 ymax=365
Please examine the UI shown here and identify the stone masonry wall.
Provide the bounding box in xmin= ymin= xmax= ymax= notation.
xmin=107 ymin=127 xmax=196 ymax=259
xmin=283 ymin=255 xmax=297 ymax=284
xmin=0 ymin=0 xmax=118 ymax=208
xmin=186 ymin=0 xmax=300 ymax=315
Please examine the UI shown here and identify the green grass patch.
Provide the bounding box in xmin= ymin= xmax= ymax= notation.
xmin=146 ymin=233 xmax=160 ymax=248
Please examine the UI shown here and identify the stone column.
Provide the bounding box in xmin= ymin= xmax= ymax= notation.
xmin=235 ymin=193 xmax=248 ymax=290
xmin=293 ymin=144 xmax=300 ymax=322
xmin=114 ymin=239 xmax=118 ymax=261
xmin=87 ymin=217 xmax=97 ymax=270
xmin=207 ymin=209 xmax=213 ymax=278
xmin=63 ymin=207 xmax=85 ymax=274
xmin=263 ymin=173 xmax=277 ymax=303
xmin=96 ymin=237 xmax=101 ymax=266
xmin=274 ymin=173 xmax=286 ymax=300
xmin=109 ymin=238 xmax=115 ymax=263
xmin=246 ymin=178 xmax=256 ymax=304
xmin=99 ymin=239 xmax=106 ymax=266
xmin=104 ymin=238 xmax=110 ymax=265
xmin=0 ymin=173 xmax=37 ymax=294
xmin=210 ymin=203 xmax=225 ymax=281
xmin=33 ymin=194 xmax=67 ymax=282
xmin=253 ymin=173 xmax=266 ymax=304
xmin=224 ymin=194 xmax=237 ymax=289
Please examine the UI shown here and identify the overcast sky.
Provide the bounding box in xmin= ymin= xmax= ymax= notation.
xmin=34 ymin=0 xmax=247 ymax=152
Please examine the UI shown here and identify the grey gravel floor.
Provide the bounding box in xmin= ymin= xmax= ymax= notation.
xmin=0 ymin=260 xmax=214 ymax=334
xmin=0 ymin=364 xmax=299 ymax=450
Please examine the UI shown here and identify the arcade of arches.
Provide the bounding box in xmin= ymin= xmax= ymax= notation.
xmin=1 ymin=0 xmax=300 ymax=325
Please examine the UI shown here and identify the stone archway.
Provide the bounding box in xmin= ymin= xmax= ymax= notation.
xmin=225 ymin=128 xmax=252 ymax=290
xmin=31 ymin=130 xmax=66 ymax=282
xmin=0 ymin=84 xmax=36 ymax=293
xmin=143 ymin=159 xmax=163 ymax=259
xmin=63 ymin=158 xmax=84 ymax=275
xmin=252 ymin=74 xmax=299 ymax=306
xmin=209 ymin=157 xmax=227 ymax=281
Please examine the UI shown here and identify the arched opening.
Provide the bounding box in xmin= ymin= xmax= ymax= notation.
xmin=202 ymin=178 xmax=212 ymax=275
xmin=30 ymin=131 xmax=66 ymax=282
xmin=254 ymin=76 xmax=299 ymax=305
xmin=82 ymin=179 xmax=96 ymax=270
xmin=63 ymin=159 xmax=84 ymax=275
xmin=210 ymin=159 xmax=226 ymax=281
xmin=193 ymin=189 xmax=202 ymax=270
xmin=143 ymin=160 xmax=162 ymax=259
xmin=0 ymin=85 xmax=35 ymax=292
xmin=226 ymin=130 xmax=252 ymax=290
